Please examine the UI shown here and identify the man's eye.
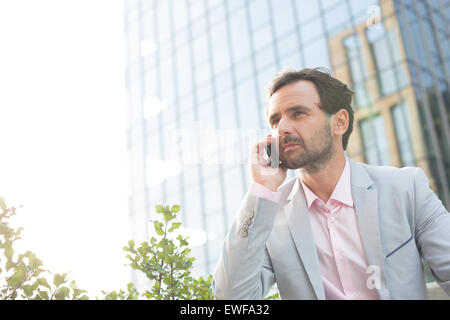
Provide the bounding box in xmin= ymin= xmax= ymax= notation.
xmin=294 ymin=111 xmax=304 ymax=116
xmin=271 ymin=119 xmax=279 ymax=127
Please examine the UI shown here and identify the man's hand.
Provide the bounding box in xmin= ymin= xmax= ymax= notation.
xmin=249 ymin=134 xmax=287 ymax=192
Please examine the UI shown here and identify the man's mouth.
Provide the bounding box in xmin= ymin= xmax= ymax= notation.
xmin=282 ymin=143 xmax=301 ymax=152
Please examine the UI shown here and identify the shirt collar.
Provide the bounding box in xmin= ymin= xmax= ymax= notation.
xmin=299 ymin=157 xmax=354 ymax=209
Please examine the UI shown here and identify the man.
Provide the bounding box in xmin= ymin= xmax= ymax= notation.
xmin=212 ymin=67 xmax=450 ymax=300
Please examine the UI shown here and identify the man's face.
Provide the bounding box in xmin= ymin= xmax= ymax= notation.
xmin=267 ymin=80 xmax=335 ymax=171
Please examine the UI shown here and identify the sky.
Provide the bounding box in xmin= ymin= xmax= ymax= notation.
xmin=0 ymin=0 xmax=131 ymax=296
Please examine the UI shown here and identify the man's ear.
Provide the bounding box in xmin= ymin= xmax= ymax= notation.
xmin=331 ymin=109 xmax=349 ymax=136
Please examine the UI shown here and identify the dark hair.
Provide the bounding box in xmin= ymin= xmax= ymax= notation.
xmin=265 ymin=67 xmax=354 ymax=150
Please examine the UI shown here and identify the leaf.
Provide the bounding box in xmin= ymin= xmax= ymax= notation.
xmin=154 ymin=221 xmax=165 ymax=236
xmin=23 ymin=284 xmax=35 ymax=297
xmin=38 ymin=290 xmax=49 ymax=300
xmin=177 ymin=235 xmax=189 ymax=247
xmin=155 ymin=205 xmax=164 ymax=213
xmin=163 ymin=211 xmax=173 ymax=222
xmin=0 ymin=197 xmax=6 ymax=210
xmin=171 ymin=205 xmax=180 ymax=213
xmin=5 ymin=246 xmax=14 ymax=259
xmin=168 ymin=222 xmax=181 ymax=233
xmin=0 ymin=222 xmax=10 ymax=234
xmin=55 ymin=286 xmax=70 ymax=300
xmin=53 ymin=273 xmax=67 ymax=287
xmin=69 ymin=280 xmax=78 ymax=290
xmin=38 ymin=278 xmax=51 ymax=289
xmin=7 ymin=267 xmax=27 ymax=288
xmin=73 ymin=288 xmax=86 ymax=299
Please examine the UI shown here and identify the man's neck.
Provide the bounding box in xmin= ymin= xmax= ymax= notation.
xmin=299 ymin=152 xmax=347 ymax=203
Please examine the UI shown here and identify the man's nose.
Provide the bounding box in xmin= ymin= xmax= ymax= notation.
xmin=275 ymin=117 xmax=294 ymax=136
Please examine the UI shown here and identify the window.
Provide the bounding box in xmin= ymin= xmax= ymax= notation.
xmin=147 ymin=130 xmax=162 ymax=158
xmin=300 ymin=18 xmax=323 ymax=45
xmin=183 ymin=164 xmax=200 ymax=188
xmin=255 ymin=45 xmax=276 ymax=71
xmin=215 ymin=70 xmax=233 ymax=94
xmin=165 ymin=175 xmax=182 ymax=205
xmin=304 ymin=37 xmax=330 ymax=70
xmin=127 ymin=21 xmax=140 ymax=64
xmin=277 ymin=31 xmax=299 ymax=58
xmin=203 ymin=176 xmax=223 ymax=213
xmin=209 ymin=2 xmax=226 ymax=25
xmin=343 ymin=34 xmax=370 ymax=108
xmin=190 ymin=0 xmax=206 ymax=20
xmin=236 ymin=79 xmax=260 ymax=129
xmin=360 ymin=115 xmax=391 ymax=166
xmin=148 ymin=185 xmax=163 ymax=210
xmin=196 ymin=82 xmax=214 ymax=106
xmin=235 ymin=57 xmax=253 ymax=83
xmin=173 ymin=0 xmax=188 ymax=32
xmin=192 ymin=34 xmax=209 ymax=67
xmin=392 ymin=103 xmax=415 ymax=166
xmin=183 ymin=183 xmax=202 ymax=224
xmin=229 ymin=9 xmax=251 ymax=61
xmin=131 ymin=147 xmax=146 ymax=192
xmin=252 ymin=25 xmax=273 ymax=51
xmin=270 ymin=0 xmax=295 ymax=38
xmin=197 ymin=101 xmax=216 ymax=127
xmin=249 ymin=0 xmax=270 ymax=30
xmin=216 ymin=91 xmax=237 ymax=129
xmin=210 ymin=23 xmax=232 ymax=73
xmin=206 ymin=213 xmax=225 ymax=265
xmin=142 ymin=10 xmax=155 ymax=42
xmin=366 ymin=25 xmax=409 ymax=96
xmin=156 ymin=0 xmax=171 ymax=44
xmin=294 ymin=0 xmax=319 ymax=24
xmin=192 ymin=16 xmax=207 ymax=37
xmin=195 ymin=63 xmax=212 ymax=87
xmin=176 ymin=45 xmax=192 ymax=96
xmin=279 ymin=51 xmax=302 ymax=70
xmin=324 ymin=2 xmax=351 ymax=37
xmin=160 ymin=57 xmax=175 ymax=102
xmin=223 ymin=166 xmax=244 ymax=219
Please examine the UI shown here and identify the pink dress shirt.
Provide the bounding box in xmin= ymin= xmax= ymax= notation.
xmin=250 ymin=158 xmax=380 ymax=300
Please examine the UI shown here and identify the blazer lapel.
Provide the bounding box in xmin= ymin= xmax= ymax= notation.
xmin=283 ymin=178 xmax=325 ymax=300
xmin=349 ymin=158 xmax=390 ymax=299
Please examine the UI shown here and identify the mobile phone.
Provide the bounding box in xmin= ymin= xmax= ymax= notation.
xmin=265 ymin=142 xmax=281 ymax=168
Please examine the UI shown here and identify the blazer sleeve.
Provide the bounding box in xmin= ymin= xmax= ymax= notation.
xmin=413 ymin=167 xmax=450 ymax=295
xmin=212 ymin=191 xmax=279 ymax=300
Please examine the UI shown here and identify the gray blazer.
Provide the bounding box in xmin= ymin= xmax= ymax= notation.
xmin=213 ymin=157 xmax=450 ymax=299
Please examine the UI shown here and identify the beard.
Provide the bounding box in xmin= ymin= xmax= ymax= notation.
xmin=279 ymin=121 xmax=335 ymax=174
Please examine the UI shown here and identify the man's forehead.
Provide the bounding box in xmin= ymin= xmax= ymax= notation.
xmin=267 ymin=80 xmax=321 ymax=115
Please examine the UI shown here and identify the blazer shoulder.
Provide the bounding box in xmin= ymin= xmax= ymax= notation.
xmin=355 ymin=161 xmax=417 ymax=189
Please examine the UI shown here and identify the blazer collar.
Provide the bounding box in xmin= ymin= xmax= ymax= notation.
xmin=283 ymin=179 xmax=325 ymax=300
xmin=348 ymin=157 xmax=390 ymax=299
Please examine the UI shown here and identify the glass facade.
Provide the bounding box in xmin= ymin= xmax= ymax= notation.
xmin=360 ymin=114 xmax=391 ymax=165
xmin=394 ymin=0 xmax=450 ymax=206
xmin=392 ymin=102 xmax=415 ymax=166
xmin=124 ymin=0 xmax=450 ymax=288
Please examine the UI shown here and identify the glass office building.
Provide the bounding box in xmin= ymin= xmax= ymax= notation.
xmin=124 ymin=0 xmax=450 ymax=289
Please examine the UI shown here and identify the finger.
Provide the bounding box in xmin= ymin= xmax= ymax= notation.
xmin=250 ymin=134 xmax=271 ymax=165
